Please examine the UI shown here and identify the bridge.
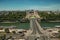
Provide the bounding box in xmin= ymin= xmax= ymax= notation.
xmin=25 ymin=10 xmax=51 ymax=40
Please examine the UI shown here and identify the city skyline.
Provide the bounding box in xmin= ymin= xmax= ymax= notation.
xmin=0 ymin=0 xmax=60 ymax=11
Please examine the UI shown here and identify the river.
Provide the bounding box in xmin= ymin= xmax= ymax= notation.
xmin=0 ymin=22 xmax=60 ymax=29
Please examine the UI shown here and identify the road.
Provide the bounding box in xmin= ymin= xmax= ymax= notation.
xmin=25 ymin=10 xmax=50 ymax=40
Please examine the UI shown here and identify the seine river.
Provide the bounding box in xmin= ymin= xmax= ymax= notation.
xmin=0 ymin=22 xmax=60 ymax=29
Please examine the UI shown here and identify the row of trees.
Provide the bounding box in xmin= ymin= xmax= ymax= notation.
xmin=0 ymin=11 xmax=60 ymax=22
xmin=0 ymin=11 xmax=26 ymax=22
xmin=38 ymin=11 xmax=60 ymax=21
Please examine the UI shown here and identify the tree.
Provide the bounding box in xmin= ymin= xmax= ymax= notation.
xmin=12 ymin=31 xmax=16 ymax=34
xmin=5 ymin=28 xmax=10 ymax=33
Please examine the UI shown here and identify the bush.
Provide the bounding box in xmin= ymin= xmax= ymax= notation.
xmin=5 ymin=28 xmax=10 ymax=33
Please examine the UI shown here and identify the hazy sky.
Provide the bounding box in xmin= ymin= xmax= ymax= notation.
xmin=0 ymin=0 xmax=60 ymax=11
